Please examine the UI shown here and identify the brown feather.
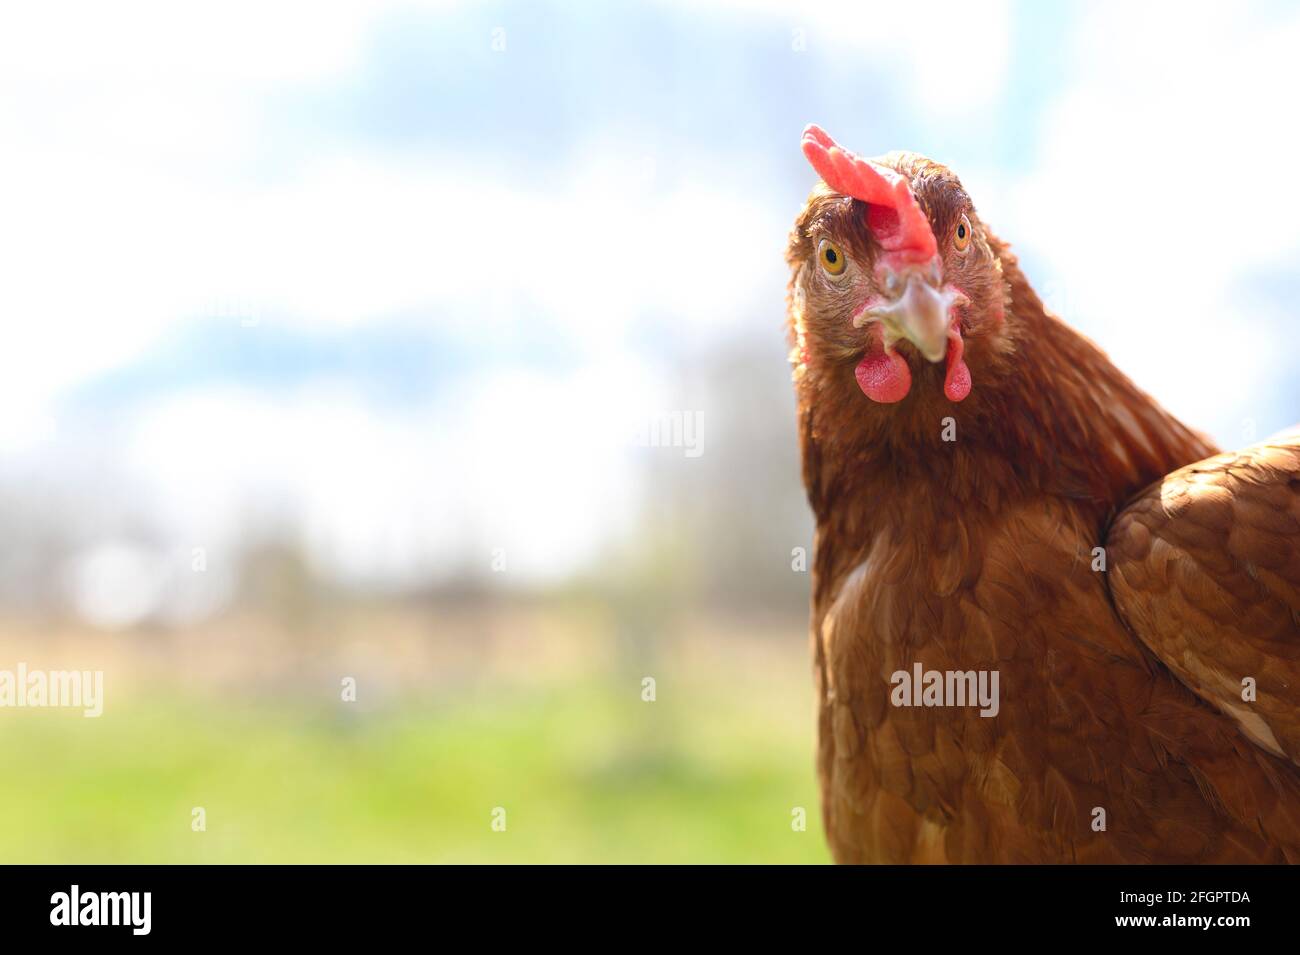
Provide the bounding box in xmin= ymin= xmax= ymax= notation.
xmin=786 ymin=151 xmax=1300 ymax=863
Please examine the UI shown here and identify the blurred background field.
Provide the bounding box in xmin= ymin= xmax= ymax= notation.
xmin=2 ymin=0 xmax=1299 ymax=863
xmin=0 ymin=603 xmax=826 ymax=863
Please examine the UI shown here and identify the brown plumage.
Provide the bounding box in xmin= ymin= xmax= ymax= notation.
xmin=786 ymin=129 xmax=1300 ymax=863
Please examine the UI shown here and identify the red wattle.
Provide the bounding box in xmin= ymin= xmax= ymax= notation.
xmin=855 ymin=331 xmax=911 ymax=403
xmin=943 ymin=326 xmax=971 ymax=402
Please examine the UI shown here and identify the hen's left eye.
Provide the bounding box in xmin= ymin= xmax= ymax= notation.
xmin=953 ymin=215 xmax=972 ymax=252
xmin=817 ymin=239 xmax=847 ymax=275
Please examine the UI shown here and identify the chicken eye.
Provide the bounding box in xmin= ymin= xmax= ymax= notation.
xmin=953 ymin=215 xmax=972 ymax=253
xmin=817 ymin=239 xmax=847 ymax=276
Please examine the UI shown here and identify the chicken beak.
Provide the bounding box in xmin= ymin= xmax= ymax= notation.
xmin=854 ymin=268 xmax=968 ymax=363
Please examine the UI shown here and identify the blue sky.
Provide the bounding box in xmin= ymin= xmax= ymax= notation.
xmin=2 ymin=0 xmax=1298 ymax=617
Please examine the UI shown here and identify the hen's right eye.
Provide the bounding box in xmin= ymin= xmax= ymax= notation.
xmin=817 ymin=239 xmax=847 ymax=276
xmin=953 ymin=214 xmax=972 ymax=253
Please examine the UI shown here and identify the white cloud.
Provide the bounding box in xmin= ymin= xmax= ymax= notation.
xmin=0 ymin=0 xmax=788 ymax=588
xmin=1004 ymin=1 xmax=1300 ymax=442
xmin=0 ymin=2 xmax=385 ymax=80
xmin=117 ymin=359 xmax=663 ymax=585
xmin=668 ymin=0 xmax=1013 ymax=118
xmin=0 ymin=1 xmax=391 ymax=410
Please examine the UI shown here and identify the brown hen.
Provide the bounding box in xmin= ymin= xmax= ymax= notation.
xmin=786 ymin=125 xmax=1300 ymax=863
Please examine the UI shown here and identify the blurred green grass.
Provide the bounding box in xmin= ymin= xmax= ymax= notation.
xmin=0 ymin=663 xmax=829 ymax=863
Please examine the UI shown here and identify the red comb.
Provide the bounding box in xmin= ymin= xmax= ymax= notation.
xmin=801 ymin=124 xmax=937 ymax=266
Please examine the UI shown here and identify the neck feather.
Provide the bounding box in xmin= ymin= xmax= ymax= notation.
xmin=795 ymin=253 xmax=1217 ymax=594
